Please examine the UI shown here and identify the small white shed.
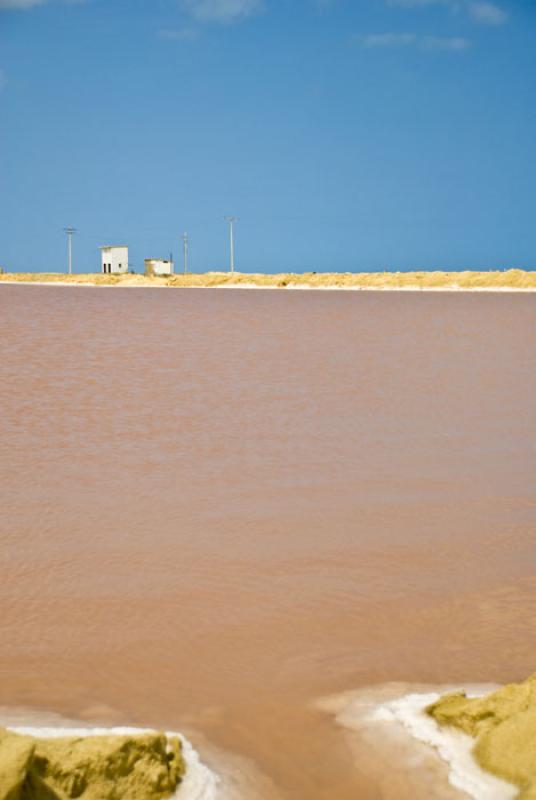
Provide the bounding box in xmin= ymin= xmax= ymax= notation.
xmin=145 ymin=258 xmax=174 ymax=277
xmin=100 ymin=246 xmax=128 ymax=274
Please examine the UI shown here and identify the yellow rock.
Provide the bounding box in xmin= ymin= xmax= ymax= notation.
xmin=0 ymin=729 xmax=35 ymax=799
xmin=427 ymin=674 xmax=536 ymax=798
xmin=0 ymin=728 xmax=185 ymax=800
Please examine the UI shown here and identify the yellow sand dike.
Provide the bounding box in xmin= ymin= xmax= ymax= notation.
xmin=428 ymin=674 xmax=536 ymax=800
xmin=0 ymin=727 xmax=185 ymax=800
xmin=1 ymin=269 xmax=536 ymax=290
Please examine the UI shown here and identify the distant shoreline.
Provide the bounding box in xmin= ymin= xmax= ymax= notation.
xmin=1 ymin=270 xmax=536 ymax=292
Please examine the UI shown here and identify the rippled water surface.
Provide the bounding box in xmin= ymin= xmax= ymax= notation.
xmin=1 ymin=285 xmax=536 ymax=798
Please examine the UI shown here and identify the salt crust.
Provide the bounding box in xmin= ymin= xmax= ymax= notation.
xmin=329 ymin=687 xmax=519 ymax=800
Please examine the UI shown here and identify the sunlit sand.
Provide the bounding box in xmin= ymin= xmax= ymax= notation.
xmin=1 ymin=268 xmax=536 ymax=290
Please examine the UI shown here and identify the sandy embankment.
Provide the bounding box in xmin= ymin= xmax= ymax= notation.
xmin=1 ymin=269 xmax=536 ymax=291
xmin=321 ymin=675 xmax=536 ymax=800
xmin=0 ymin=707 xmax=280 ymax=800
xmin=318 ymin=683 xmax=510 ymax=800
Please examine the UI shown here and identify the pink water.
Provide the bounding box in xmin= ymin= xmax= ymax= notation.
xmin=1 ymin=285 xmax=535 ymax=798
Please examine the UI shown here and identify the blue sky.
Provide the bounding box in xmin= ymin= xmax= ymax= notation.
xmin=1 ymin=0 xmax=535 ymax=273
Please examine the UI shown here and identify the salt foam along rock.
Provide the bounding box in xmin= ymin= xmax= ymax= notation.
xmin=427 ymin=673 xmax=536 ymax=800
xmin=1 ymin=726 xmax=219 ymax=800
xmin=373 ymin=692 xmax=517 ymax=800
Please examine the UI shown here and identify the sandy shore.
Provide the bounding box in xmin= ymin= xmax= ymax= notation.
xmin=1 ymin=270 xmax=536 ymax=291
xmin=318 ymin=683 xmax=517 ymax=800
xmin=0 ymin=707 xmax=279 ymax=800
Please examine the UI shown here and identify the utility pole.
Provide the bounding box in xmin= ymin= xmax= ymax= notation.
xmin=224 ymin=216 xmax=238 ymax=274
xmin=182 ymin=232 xmax=189 ymax=275
xmin=64 ymin=228 xmax=77 ymax=275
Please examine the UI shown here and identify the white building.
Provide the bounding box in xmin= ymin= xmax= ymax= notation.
xmin=145 ymin=258 xmax=174 ymax=277
xmin=100 ymin=246 xmax=129 ymax=274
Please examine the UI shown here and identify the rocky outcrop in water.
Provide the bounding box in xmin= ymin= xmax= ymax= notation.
xmin=427 ymin=673 xmax=536 ymax=799
xmin=0 ymin=727 xmax=185 ymax=800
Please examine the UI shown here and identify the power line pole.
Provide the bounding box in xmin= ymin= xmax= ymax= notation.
xmin=224 ymin=216 xmax=238 ymax=274
xmin=64 ymin=228 xmax=77 ymax=275
xmin=182 ymin=232 xmax=189 ymax=275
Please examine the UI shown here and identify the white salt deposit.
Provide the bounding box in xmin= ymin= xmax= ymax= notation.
xmin=321 ymin=684 xmax=518 ymax=800
xmin=370 ymin=693 xmax=517 ymax=800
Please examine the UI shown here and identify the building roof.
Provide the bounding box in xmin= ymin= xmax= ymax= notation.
xmin=99 ymin=245 xmax=128 ymax=250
